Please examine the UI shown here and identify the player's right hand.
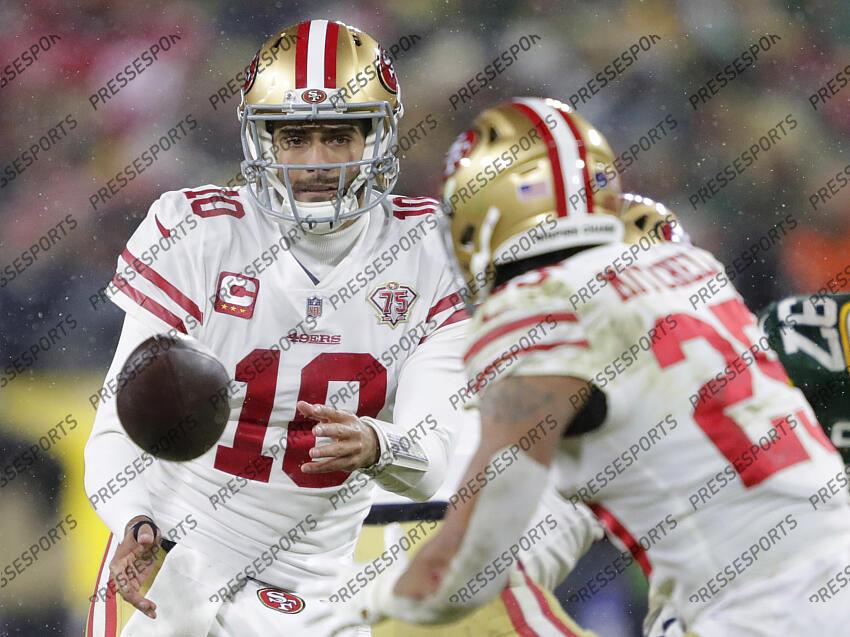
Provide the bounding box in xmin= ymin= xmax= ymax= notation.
xmin=109 ymin=515 xmax=161 ymax=619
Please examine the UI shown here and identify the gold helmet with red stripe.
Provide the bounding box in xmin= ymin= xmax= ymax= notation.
xmin=617 ymin=192 xmax=690 ymax=245
xmin=441 ymin=97 xmax=623 ymax=303
xmin=238 ymin=20 xmax=402 ymax=232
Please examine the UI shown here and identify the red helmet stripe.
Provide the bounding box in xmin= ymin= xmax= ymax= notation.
xmin=324 ymin=21 xmax=340 ymax=88
xmin=295 ymin=21 xmax=311 ymax=88
xmin=556 ymin=109 xmax=594 ymax=213
xmin=511 ymin=102 xmax=568 ymax=217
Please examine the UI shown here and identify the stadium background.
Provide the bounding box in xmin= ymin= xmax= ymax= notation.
xmin=1 ymin=0 xmax=849 ymax=634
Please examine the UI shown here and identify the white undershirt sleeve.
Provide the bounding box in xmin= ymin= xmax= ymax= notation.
xmin=361 ymin=321 xmax=468 ymax=501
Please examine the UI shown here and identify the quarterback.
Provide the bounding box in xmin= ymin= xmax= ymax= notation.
xmin=322 ymin=97 xmax=850 ymax=636
xmin=84 ymin=21 xmax=598 ymax=637
xmin=83 ymin=20 xmax=467 ymax=636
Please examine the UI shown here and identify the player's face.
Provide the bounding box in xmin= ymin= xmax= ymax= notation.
xmin=271 ymin=121 xmax=367 ymax=202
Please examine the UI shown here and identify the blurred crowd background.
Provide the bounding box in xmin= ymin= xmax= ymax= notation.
xmin=1 ymin=0 xmax=848 ymax=635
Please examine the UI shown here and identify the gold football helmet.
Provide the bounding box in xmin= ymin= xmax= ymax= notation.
xmin=617 ymin=192 xmax=689 ymax=245
xmin=238 ymin=20 xmax=402 ymax=231
xmin=441 ymin=97 xmax=624 ymax=303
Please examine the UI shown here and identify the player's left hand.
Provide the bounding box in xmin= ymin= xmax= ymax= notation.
xmin=297 ymin=401 xmax=380 ymax=473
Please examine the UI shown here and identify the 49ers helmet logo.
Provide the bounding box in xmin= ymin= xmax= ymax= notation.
xmin=257 ymin=588 xmax=305 ymax=614
xmin=444 ymin=129 xmax=478 ymax=179
xmin=301 ymin=89 xmax=328 ymax=103
xmin=377 ymin=46 xmax=398 ymax=94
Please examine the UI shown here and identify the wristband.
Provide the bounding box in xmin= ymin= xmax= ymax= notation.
xmin=130 ymin=517 xmax=160 ymax=542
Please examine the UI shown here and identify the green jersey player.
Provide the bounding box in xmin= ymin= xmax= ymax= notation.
xmin=758 ymin=292 xmax=850 ymax=464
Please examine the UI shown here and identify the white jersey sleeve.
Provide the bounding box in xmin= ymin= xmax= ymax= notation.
xmin=105 ymin=187 xmax=216 ymax=335
xmin=394 ymin=197 xmax=468 ymax=343
xmin=366 ymin=198 xmax=471 ymax=502
xmin=84 ymin=313 xmax=160 ymax=536
xmin=88 ymin=185 xmax=233 ymax=535
xmin=369 ymin=320 xmax=467 ymax=500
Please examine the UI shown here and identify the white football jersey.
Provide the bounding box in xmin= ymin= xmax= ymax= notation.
xmin=104 ymin=185 xmax=466 ymax=596
xmin=464 ymin=241 xmax=850 ymax=625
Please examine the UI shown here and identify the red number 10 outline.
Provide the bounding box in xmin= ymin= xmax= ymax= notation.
xmin=651 ymin=298 xmax=834 ymax=488
xmin=213 ymin=350 xmax=387 ymax=488
xmin=183 ymin=188 xmax=245 ymax=218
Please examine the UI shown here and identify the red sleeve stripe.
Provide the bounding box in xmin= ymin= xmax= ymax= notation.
xmin=418 ymin=307 xmax=469 ymax=345
xmin=183 ymin=188 xmax=238 ymax=198
xmin=121 ymin=248 xmax=203 ymax=323
xmin=426 ymin=291 xmax=464 ymax=323
xmin=517 ymin=563 xmax=580 ymax=636
xmin=393 ymin=203 xmax=438 ymax=210
xmin=588 ymin=503 xmax=652 ymax=576
xmin=391 ymin=197 xmax=439 ymax=219
xmin=474 ymin=340 xmax=587 ymax=391
xmin=394 ymin=204 xmax=438 ymax=211
xmin=438 ymin=307 xmax=468 ymax=329
xmin=392 ymin=196 xmax=440 ymax=207
xmin=464 ymin=312 xmax=579 ymax=363
xmin=392 ymin=208 xmax=437 ymax=219
xmin=112 ymin=273 xmax=188 ymax=334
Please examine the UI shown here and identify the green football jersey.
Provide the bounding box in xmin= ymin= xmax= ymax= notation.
xmin=758 ymin=293 xmax=850 ymax=464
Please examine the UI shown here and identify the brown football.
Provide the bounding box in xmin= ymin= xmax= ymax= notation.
xmin=116 ymin=335 xmax=231 ymax=461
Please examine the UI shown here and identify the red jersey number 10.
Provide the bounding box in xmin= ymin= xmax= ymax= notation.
xmin=214 ymin=350 xmax=387 ymax=488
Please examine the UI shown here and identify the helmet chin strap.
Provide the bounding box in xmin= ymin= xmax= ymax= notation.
xmin=266 ymin=183 xmax=363 ymax=235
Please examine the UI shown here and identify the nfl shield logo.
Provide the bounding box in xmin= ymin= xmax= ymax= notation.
xmin=306 ymin=296 xmax=323 ymax=318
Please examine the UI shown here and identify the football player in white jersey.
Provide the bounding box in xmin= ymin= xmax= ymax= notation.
xmin=83 ymin=23 xmax=600 ymax=637
xmin=83 ymin=20 xmax=468 ymax=637
xmin=320 ymin=97 xmax=850 ymax=636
